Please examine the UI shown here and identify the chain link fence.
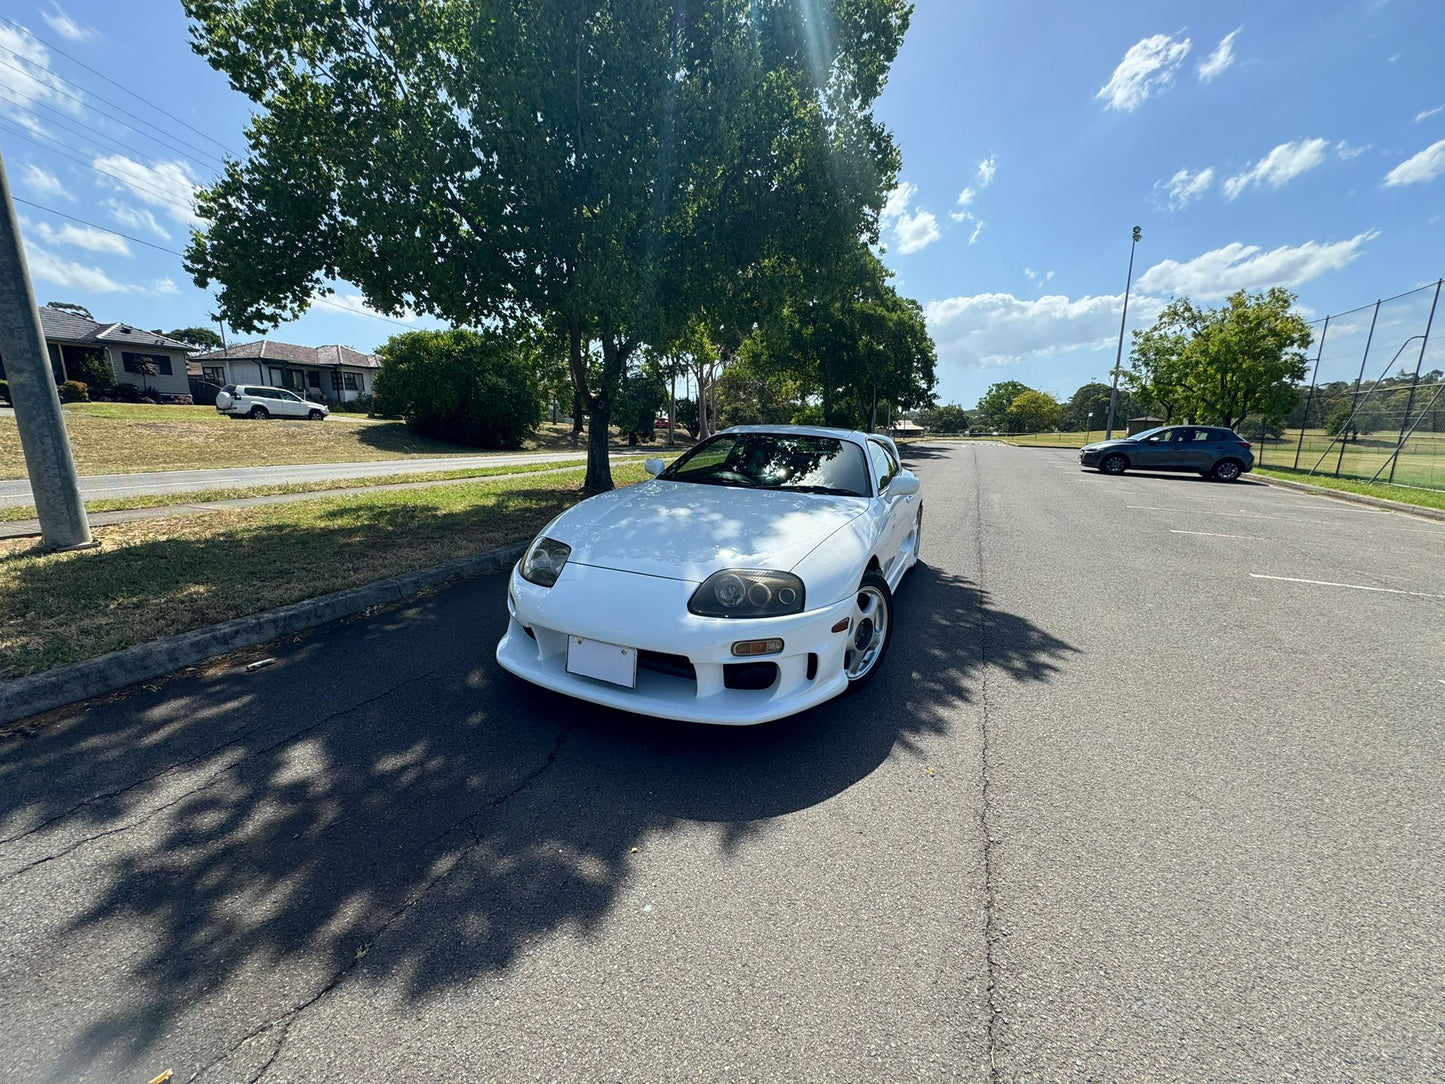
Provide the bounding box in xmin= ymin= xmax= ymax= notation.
xmin=1255 ymin=278 xmax=1444 ymax=491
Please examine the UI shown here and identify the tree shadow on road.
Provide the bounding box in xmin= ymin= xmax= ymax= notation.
xmin=0 ymin=563 xmax=1075 ymax=1078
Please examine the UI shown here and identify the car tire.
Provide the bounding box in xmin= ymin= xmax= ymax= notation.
xmin=1211 ymin=458 xmax=1243 ymax=482
xmin=1099 ymin=453 xmax=1128 ymax=475
xmin=248 ymin=405 xmax=269 ymax=419
xmin=844 ymin=570 xmax=893 ymax=691
xmin=308 ymin=409 xmax=324 ymax=420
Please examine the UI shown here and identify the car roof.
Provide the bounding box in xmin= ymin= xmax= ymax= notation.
xmin=717 ymin=423 xmax=876 ymax=446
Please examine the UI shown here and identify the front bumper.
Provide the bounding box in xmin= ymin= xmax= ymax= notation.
xmin=496 ymin=563 xmax=853 ymax=725
xmin=1079 ymin=448 xmax=1101 ymax=466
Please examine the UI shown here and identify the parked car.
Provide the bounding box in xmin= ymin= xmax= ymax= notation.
xmin=497 ymin=425 xmax=923 ymax=725
xmin=215 ymin=385 xmax=329 ymax=420
xmin=1080 ymin=425 xmax=1254 ymax=481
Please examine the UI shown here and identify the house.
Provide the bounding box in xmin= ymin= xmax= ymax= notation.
xmin=0 ymin=307 xmax=195 ymax=399
xmin=189 ymin=341 xmax=381 ymax=404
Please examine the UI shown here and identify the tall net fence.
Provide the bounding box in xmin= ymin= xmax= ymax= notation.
xmin=1256 ymin=279 xmax=1445 ymax=490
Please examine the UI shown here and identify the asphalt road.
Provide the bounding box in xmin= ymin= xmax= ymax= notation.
xmin=1 ymin=443 xmax=1441 ymax=1083
xmin=0 ymin=448 xmax=642 ymax=507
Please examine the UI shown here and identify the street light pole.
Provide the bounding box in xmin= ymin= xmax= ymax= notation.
xmin=1086 ymin=410 xmax=1093 ymax=444
xmin=1105 ymin=226 xmax=1141 ymax=441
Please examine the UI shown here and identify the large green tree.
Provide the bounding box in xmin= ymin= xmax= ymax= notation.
xmin=1005 ymin=389 xmax=1060 ymax=433
xmin=183 ymin=0 xmax=911 ymax=491
xmin=165 ymin=326 xmax=225 ymax=351
xmin=974 ymin=381 xmax=1032 ymax=431
xmin=1126 ymin=288 xmax=1312 ymax=429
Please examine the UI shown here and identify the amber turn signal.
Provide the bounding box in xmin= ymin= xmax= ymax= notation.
xmin=732 ymin=638 xmax=783 ymax=656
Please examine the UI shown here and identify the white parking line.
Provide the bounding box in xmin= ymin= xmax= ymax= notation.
xmin=1170 ymin=530 xmax=1270 ymax=541
xmin=1249 ymin=573 xmax=1445 ymax=600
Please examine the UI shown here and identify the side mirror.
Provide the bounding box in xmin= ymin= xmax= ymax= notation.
xmin=644 ymin=458 xmax=666 ymax=477
xmin=889 ymin=472 xmax=920 ymax=496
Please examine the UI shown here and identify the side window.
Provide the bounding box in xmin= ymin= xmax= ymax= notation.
xmin=1191 ymin=429 xmax=1213 ymax=442
xmin=867 ymin=441 xmax=895 ymax=492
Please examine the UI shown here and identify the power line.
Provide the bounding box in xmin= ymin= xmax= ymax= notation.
xmin=15 ymin=197 xmax=423 ymax=330
xmin=0 ymin=48 xmax=227 ymax=169
xmin=0 ymin=13 xmax=241 ymax=158
xmin=0 ymin=117 xmax=202 ymax=208
xmin=0 ymin=85 xmax=202 ymax=177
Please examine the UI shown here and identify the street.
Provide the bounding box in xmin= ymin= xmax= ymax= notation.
xmin=1 ymin=442 xmax=1441 ymax=1083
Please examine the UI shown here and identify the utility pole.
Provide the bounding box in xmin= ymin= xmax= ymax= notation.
xmin=0 ymin=149 xmax=93 ymax=550
xmin=1105 ymin=226 xmax=1141 ymax=440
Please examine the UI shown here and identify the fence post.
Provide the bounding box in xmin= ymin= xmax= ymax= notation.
xmin=1386 ymin=278 xmax=1441 ymax=484
xmin=1332 ymin=300 xmax=1381 ymax=477
xmin=1293 ymin=315 xmax=1329 ymax=470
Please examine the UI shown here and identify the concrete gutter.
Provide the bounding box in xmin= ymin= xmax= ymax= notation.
xmin=1255 ymin=474 xmax=1445 ymax=523
xmin=0 ymin=542 xmax=527 ymax=726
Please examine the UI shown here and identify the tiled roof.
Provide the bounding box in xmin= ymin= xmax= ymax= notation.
xmin=35 ymin=307 xmax=191 ymax=352
xmin=192 ymin=340 xmax=381 ymax=369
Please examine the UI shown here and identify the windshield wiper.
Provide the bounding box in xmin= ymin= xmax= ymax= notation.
xmin=778 ymin=485 xmax=864 ymax=497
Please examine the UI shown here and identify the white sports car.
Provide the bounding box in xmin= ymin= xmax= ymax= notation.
xmin=496 ymin=425 xmax=923 ymax=725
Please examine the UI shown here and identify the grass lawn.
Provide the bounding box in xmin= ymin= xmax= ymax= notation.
xmin=1252 ymin=467 xmax=1445 ymax=513
xmin=0 ymin=405 xmax=674 ymax=479
xmin=0 ymin=458 xmax=633 ymax=523
xmin=0 ymin=462 xmax=650 ymax=680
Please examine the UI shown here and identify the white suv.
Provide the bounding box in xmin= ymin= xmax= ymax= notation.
xmin=215 ymin=385 xmax=330 ymax=420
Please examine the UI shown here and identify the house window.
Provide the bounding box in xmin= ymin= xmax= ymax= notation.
xmin=343 ymin=372 xmax=360 ymax=390
xmin=331 ymin=372 xmax=342 ymax=390
xmin=202 ymin=366 xmax=225 ymax=384
xmin=307 ymin=371 xmax=321 ymax=388
xmin=122 ymin=352 xmax=173 ymax=376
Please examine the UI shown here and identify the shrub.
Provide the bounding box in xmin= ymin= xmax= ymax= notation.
xmin=58 ymin=380 xmax=89 ymax=403
xmin=0 ymin=379 xmax=8 ymax=402
xmin=374 ymin=329 xmax=541 ymax=448
xmin=110 ymin=382 xmax=143 ymax=403
xmin=69 ymin=351 xmax=115 ymax=393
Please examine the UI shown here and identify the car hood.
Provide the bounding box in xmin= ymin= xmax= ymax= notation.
xmin=1082 ymin=438 xmax=1137 ymax=452
xmin=548 ymin=479 xmax=868 ymax=582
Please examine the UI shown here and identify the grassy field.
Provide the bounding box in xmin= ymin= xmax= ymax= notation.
xmin=0 ymin=462 xmax=651 ymax=680
xmin=1251 ymin=467 xmax=1445 ymax=512
xmin=0 ymin=405 xmax=670 ymax=479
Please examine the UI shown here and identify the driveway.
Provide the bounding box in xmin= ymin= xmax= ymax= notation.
xmin=1 ymin=443 xmax=1440 ymax=1082
xmin=0 ymin=448 xmax=642 ymax=508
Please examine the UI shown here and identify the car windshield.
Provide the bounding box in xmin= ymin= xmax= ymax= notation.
xmin=661 ymin=433 xmax=871 ymax=497
xmin=1130 ymin=427 xmax=1166 ymax=441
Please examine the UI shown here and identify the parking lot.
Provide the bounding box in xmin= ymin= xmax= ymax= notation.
xmin=1 ymin=442 xmax=1441 ymax=1082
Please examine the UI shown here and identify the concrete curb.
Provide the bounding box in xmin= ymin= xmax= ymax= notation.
xmin=0 ymin=542 xmax=528 ymax=727
xmin=1255 ymin=474 xmax=1445 ymax=523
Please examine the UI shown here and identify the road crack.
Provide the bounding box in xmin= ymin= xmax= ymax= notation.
xmin=0 ymin=668 xmax=440 ymax=886
xmin=187 ymin=724 xmax=573 ymax=1084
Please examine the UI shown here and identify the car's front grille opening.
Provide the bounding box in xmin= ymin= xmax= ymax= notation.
xmin=724 ymin=661 xmax=779 ymax=691
xmin=638 ymin=650 xmax=696 ymax=682
xmin=806 ymin=653 xmax=818 ymax=681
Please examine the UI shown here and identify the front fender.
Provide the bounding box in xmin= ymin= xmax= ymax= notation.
xmin=790 ymin=514 xmax=879 ymax=609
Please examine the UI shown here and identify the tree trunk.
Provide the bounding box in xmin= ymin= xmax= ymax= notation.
xmin=585 ymin=395 xmax=612 ymax=493
xmin=667 ymin=366 xmax=675 ymax=447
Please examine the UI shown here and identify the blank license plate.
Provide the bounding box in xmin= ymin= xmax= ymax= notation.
xmin=565 ymin=636 xmax=637 ymax=688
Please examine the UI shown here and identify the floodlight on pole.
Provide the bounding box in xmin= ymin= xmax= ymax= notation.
xmin=1104 ymin=226 xmax=1142 ymax=440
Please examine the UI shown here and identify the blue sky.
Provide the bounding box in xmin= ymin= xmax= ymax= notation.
xmin=2 ymin=0 xmax=1443 ymax=408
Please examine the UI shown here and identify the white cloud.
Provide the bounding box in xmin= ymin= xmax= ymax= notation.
xmin=93 ymin=155 xmax=202 ymax=228
xmin=1222 ymin=138 xmax=1331 ymax=199
xmin=879 ymin=182 xmax=941 ymax=255
xmin=105 ymin=199 xmax=171 ymax=240
xmin=1383 ymin=139 xmax=1445 ymax=186
xmin=40 ymin=3 xmax=96 ymax=42
xmin=925 ymin=291 xmax=1159 ymax=371
xmin=151 ymin=277 xmax=180 ymax=296
xmin=312 ymin=289 xmax=418 ymax=323
xmin=956 ymin=186 xmax=976 ymax=207
xmin=1135 ymin=233 xmax=1376 ymax=299
xmin=976 ymin=157 xmax=996 ymax=187
xmin=1197 ymin=28 xmax=1240 ymax=81
xmin=1096 ymin=33 xmax=1191 ymax=112
xmin=1414 ymin=105 xmax=1444 ymax=124
xmin=23 ymin=243 xmax=130 ymax=293
xmin=1024 ymin=268 xmax=1055 ymax=289
xmin=0 ymin=24 xmax=81 ymax=135
xmin=19 ymin=161 xmax=72 ymax=200
xmin=1335 ymin=140 xmax=1369 ymax=160
xmin=1158 ymin=166 xmax=1215 ymax=209
xmin=25 ymin=217 xmax=131 ymax=256
xmin=968 ymin=221 xmax=985 ymax=246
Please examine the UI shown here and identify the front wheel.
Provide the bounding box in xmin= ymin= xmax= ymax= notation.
xmin=248 ymin=405 xmax=269 ymax=419
xmin=308 ymin=409 xmax=324 ymax=420
xmin=1211 ymin=459 xmax=1243 ymax=482
xmin=1099 ymin=453 xmax=1128 ymax=475
xmin=844 ymin=571 xmax=893 ymax=691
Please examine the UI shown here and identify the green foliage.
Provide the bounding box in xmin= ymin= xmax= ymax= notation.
xmin=183 ymin=0 xmax=913 ymax=492
xmin=612 ymin=367 xmax=666 ymax=445
xmin=918 ymin=403 xmax=969 ymax=433
xmin=975 ymin=381 xmax=1032 ymax=430
xmin=0 ymin=380 xmax=8 ymax=402
xmin=45 ymin=301 xmax=93 ymax=321
xmin=374 ymin=329 xmax=541 ymax=449
xmin=1126 ymin=288 xmax=1312 ymax=428
xmin=68 ymin=349 xmax=115 ymax=392
xmin=1005 ymin=390 xmax=1060 ymax=433
xmin=166 ymin=326 xmax=225 ymax=350
xmin=58 ymin=380 xmax=89 ymax=403
xmin=1058 ymin=382 xmax=1139 ymax=431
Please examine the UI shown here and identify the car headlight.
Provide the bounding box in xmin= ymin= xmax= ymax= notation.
xmin=520 ymin=536 xmax=571 ymax=588
xmin=689 ymin=570 xmax=805 ymax=618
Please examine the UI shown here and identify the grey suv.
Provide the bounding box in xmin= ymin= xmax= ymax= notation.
xmin=1080 ymin=426 xmax=1255 ymax=481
